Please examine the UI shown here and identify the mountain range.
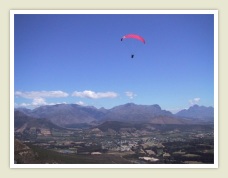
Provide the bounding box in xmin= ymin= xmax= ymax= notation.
xmin=15 ymin=103 xmax=214 ymax=129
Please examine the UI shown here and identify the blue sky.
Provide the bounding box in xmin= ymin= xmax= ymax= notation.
xmin=14 ymin=12 xmax=215 ymax=113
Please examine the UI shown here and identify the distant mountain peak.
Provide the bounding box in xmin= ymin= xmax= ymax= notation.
xmin=176 ymin=105 xmax=214 ymax=121
xmin=191 ymin=104 xmax=199 ymax=108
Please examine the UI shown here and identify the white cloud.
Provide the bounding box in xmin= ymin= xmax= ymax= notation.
xmin=76 ymin=101 xmax=87 ymax=106
xmin=72 ymin=90 xmax=118 ymax=99
xmin=125 ymin=91 xmax=137 ymax=99
xmin=15 ymin=99 xmax=46 ymax=108
xmin=15 ymin=102 xmax=31 ymax=107
xmin=15 ymin=99 xmax=68 ymax=108
xmin=15 ymin=90 xmax=69 ymax=99
xmin=189 ymin=97 xmax=201 ymax=105
xmin=32 ymin=97 xmax=47 ymax=106
xmin=15 ymin=91 xmax=69 ymax=108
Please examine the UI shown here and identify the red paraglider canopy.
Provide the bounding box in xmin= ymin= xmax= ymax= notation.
xmin=121 ymin=34 xmax=145 ymax=44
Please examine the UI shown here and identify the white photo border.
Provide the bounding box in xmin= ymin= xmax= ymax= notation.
xmin=10 ymin=9 xmax=218 ymax=169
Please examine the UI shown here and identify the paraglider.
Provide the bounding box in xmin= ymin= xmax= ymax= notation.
xmin=121 ymin=34 xmax=146 ymax=44
xmin=121 ymin=34 xmax=145 ymax=58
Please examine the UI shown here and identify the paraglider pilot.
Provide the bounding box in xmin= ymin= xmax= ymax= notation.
xmin=121 ymin=34 xmax=145 ymax=59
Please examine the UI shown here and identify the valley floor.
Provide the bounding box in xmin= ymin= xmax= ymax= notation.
xmin=14 ymin=124 xmax=214 ymax=165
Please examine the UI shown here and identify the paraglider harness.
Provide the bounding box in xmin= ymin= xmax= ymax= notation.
xmin=131 ymin=54 xmax=134 ymax=58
